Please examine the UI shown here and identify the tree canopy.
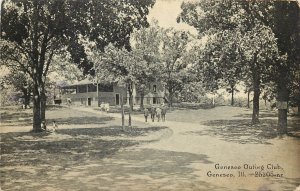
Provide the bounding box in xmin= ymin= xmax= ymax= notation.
xmin=1 ymin=0 xmax=155 ymax=131
xmin=178 ymin=0 xmax=299 ymax=130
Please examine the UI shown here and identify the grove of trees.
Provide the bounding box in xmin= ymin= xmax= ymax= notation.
xmin=178 ymin=0 xmax=299 ymax=134
xmin=1 ymin=0 xmax=299 ymax=136
xmin=1 ymin=0 xmax=155 ymax=131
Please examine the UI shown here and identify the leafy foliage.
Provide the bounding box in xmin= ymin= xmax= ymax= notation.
xmin=160 ymin=29 xmax=191 ymax=105
xmin=178 ymin=0 xmax=284 ymax=124
xmin=1 ymin=0 xmax=155 ymax=130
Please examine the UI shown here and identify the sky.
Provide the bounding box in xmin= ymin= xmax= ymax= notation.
xmin=147 ymin=0 xmax=250 ymax=99
xmin=147 ymin=0 xmax=197 ymax=34
xmin=147 ymin=0 xmax=300 ymax=32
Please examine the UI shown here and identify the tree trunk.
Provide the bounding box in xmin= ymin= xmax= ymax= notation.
xmin=128 ymin=82 xmax=133 ymax=128
xmin=140 ymin=92 xmax=144 ymax=110
xmin=231 ymin=85 xmax=234 ymax=106
xmin=32 ymin=83 xmax=42 ymax=132
xmin=121 ymin=95 xmax=125 ymax=130
xmin=40 ymin=86 xmax=46 ymax=122
xmin=247 ymin=90 xmax=250 ymax=109
xmin=168 ymin=86 xmax=173 ymax=107
xmin=252 ymin=74 xmax=260 ymax=124
xmin=129 ymin=92 xmax=134 ymax=111
xmin=277 ymin=70 xmax=289 ymax=135
xmin=169 ymin=93 xmax=173 ymax=107
xmin=31 ymin=5 xmax=42 ymax=131
xmin=128 ymin=104 xmax=132 ymax=128
xmin=97 ymin=81 xmax=100 ymax=107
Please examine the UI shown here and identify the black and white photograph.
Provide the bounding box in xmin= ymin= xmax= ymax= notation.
xmin=0 ymin=0 xmax=300 ymax=190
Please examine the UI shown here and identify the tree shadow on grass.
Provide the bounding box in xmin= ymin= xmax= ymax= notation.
xmin=58 ymin=126 xmax=169 ymax=137
xmin=281 ymin=177 xmax=300 ymax=191
xmin=1 ymin=125 xmax=222 ymax=191
xmin=0 ymin=147 xmax=224 ymax=191
xmin=46 ymin=105 xmax=64 ymax=111
xmin=62 ymin=148 xmax=218 ymax=191
xmin=0 ymin=111 xmax=33 ymax=127
xmin=51 ymin=116 xmax=114 ymax=125
xmin=185 ymin=119 xmax=277 ymax=144
xmin=0 ymin=126 xmax=170 ymax=166
xmin=187 ymin=117 xmax=300 ymax=144
xmin=286 ymin=115 xmax=300 ymax=138
xmin=0 ymin=111 xmax=32 ymax=121
xmin=233 ymin=110 xmax=277 ymax=119
xmin=1 ymin=114 xmax=115 ymax=128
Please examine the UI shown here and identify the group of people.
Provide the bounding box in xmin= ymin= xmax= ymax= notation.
xmin=41 ymin=120 xmax=58 ymax=132
xmin=144 ymin=105 xmax=167 ymax=122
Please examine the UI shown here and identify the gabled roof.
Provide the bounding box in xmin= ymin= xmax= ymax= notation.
xmin=69 ymin=79 xmax=94 ymax=86
xmin=61 ymin=79 xmax=94 ymax=87
xmin=60 ymin=79 xmax=119 ymax=88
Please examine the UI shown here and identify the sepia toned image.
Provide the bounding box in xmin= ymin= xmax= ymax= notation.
xmin=0 ymin=0 xmax=300 ymax=190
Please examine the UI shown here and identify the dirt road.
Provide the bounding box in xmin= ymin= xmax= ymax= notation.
xmin=71 ymin=106 xmax=300 ymax=191
xmin=1 ymin=106 xmax=299 ymax=191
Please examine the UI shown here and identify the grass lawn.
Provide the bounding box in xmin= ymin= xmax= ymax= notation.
xmin=1 ymin=105 xmax=299 ymax=190
xmin=0 ymin=106 xmax=170 ymax=190
xmin=127 ymin=105 xmax=300 ymax=142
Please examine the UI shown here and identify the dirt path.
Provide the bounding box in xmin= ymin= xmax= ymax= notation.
xmin=71 ymin=106 xmax=300 ymax=191
xmin=1 ymin=106 xmax=299 ymax=191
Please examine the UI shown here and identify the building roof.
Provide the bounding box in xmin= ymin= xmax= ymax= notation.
xmin=61 ymin=79 xmax=94 ymax=87
xmin=70 ymin=79 xmax=94 ymax=86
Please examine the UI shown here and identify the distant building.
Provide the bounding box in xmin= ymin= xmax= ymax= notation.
xmin=60 ymin=79 xmax=127 ymax=106
xmin=135 ymin=82 xmax=166 ymax=106
xmin=59 ymin=79 xmax=166 ymax=107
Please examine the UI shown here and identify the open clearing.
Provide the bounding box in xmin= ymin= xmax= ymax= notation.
xmin=1 ymin=106 xmax=300 ymax=191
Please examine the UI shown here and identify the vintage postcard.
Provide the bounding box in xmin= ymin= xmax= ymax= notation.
xmin=1 ymin=0 xmax=299 ymax=190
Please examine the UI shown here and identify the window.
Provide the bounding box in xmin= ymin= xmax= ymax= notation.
xmin=153 ymin=85 xmax=157 ymax=92
xmin=88 ymin=84 xmax=97 ymax=92
xmin=153 ymin=97 xmax=157 ymax=104
xmin=98 ymin=84 xmax=113 ymax=92
xmin=78 ymin=85 xmax=87 ymax=93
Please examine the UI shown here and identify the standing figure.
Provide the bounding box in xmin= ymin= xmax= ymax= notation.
xmin=150 ymin=106 xmax=156 ymax=122
xmin=161 ymin=106 xmax=167 ymax=122
xmin=144 ymin=108 xmax=149 ymax=122
xmin=41 ymin=121 xmax=47 ymax=131
xmin=156 ymin=107 xmax=162 ymax=122
xmin=67 ymin=98 xmax=72 ymax=106
xmin=52 ymin=120 xmax=58 ymax=132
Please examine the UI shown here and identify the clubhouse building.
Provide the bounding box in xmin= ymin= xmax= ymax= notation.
xmin=59 ymin=79 xmax=166 ymax=107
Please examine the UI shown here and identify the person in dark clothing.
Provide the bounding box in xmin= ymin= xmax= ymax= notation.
xmin=144 ymin=108 xmax=149 ymax=122
xmin=150 ymin=106 xmax=156 ymax=122
xmin=161 ymin=106 xmax=167 ymax=122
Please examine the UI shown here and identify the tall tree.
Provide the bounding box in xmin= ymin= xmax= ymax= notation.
xmin=2 ymin=70 xmax=33 ymax=108
xmin=178 ymin=0 xmax=280 ymax=124
xmin=160 ymin=29 xmax=190 ymax=106
xmin=1 ymin=0 xmax=154 ymax=131
xmin=269 ymin=2 xmax=299 ymax=133
xmin=91 ymin=44 xmax=148 ymax=128
xmin=240 ymin=24 xmax=279 ymax=124
xmin=130 ymin=21 xmax=162 ymax=109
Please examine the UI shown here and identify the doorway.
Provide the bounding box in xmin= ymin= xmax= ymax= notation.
xmin=115 ymin=94 xmax=120 ymax=105
xmin=87 ymin=98 xmax=92 ymax=106
xmin=153 ymin=97 xmax=157 ymax=104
